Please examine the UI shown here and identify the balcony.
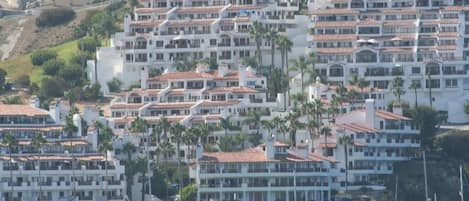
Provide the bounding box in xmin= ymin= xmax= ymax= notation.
xmin=443 ymin=70 xmax=466 ymax=75
xmin=222 ymin=168 xmax=241 ymax=173
xmin=247 ymin=168 xmax=269 ymax=173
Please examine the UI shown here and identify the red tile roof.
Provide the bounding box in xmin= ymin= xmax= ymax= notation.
xmin=376 ymin=110 xmax=411 ymax=121
xmin=310 ymin=8 xmax=358 ymax=15
xmin=149 ymin=102 xmax=195 ymax=110
xmin=199 ymin=148 xmax=334 ymax=163
xmin=167 ymin=19 xmax=215 ymax=26
xmin=337 ymin=123 xmax=379 ymax=133
xmin=313 ymin=34 xmax=357 ymax=41
xmin=198 ymin=100 xmax=240 ymax=107
xmin=317 ymin=48 xmax=355 ymax=54
xmin=0 ymin=104 xmax=50 ymax=116
xmin=314 ymin=21 xmax=357 ymax=28
xmin=110 ymin=103 xmax=145 ymax=110
xmin=205 ymin=86 xmax=259 ymax=94
xmin=226 ymin=4 xmax=266 ymax=11
xmin=176 ymin=6 xmax=224 ymax=14
xmin=0 ymin=126 xmax=64 ymax=132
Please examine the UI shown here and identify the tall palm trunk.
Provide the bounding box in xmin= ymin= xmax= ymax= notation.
xmin=281 ymin=51 xmax=287 ymax=111
xmin=324 ymin=134 xmax=328 ymax=156
xmin=256 ymin=39 xmax=262 ymax=67
xmin=286 ymin=51 xmax=290 ymax=107
xmin=270 ymin=41 xmax=275 ymax=73
xmin=344 ymin=144 xmax=349 ymax=191
xmin=414 ymin=88 xmax=418 ymax=107
xmin=177 ymin=142 xmax=183 ymax=197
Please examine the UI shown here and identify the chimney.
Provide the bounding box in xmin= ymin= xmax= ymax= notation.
xmin=196 ymin=63 xmax=209 ymax=73
xmin=195 ymin=143 xmax=203 ymax=160
xmin=30 ymin=96 xmax=40 ymax=108
xmin=87 ymin=127 xmax=98 ymax=152
xmin=73 ymin=114 xmax=82 ymax=137
xmin=365 ymin=99 xmax=375 ymax=128
xmin=141 ymin=67 xmax=149 ymax=90
xmin=392 ymin=102 xmax=403 ymax=116
xmin=218 ymin=63 xmax=229 ymax=77
xmin=265 ymin=135 xmax=275 ymax=160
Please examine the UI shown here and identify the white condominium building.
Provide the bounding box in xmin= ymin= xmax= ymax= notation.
xmin=89 ymin=0 xmax=310 ymax=92
xmin=108 ymin=65 xmax=276 ymax=144
xmin=314 ymin=99 xmax=420 ymax=190
xmin=308 ymin=0 xmax=469 ymax=123
xmin=0 ymin=103 xmax=126 ymax=201
xmin=193 ymin=136 xmax=340 ymax=201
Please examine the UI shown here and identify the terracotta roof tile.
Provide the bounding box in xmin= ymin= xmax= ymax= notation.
xmin=0 ymin=104 xmax=50 ymax=116
xmin=376 ymin=110 xmax=411 ymax=121
xmin=314 ymin=21 xmax=357 ymax=28
xmin=205 ymin=86 xmax=259 ymax=94
xmin=110 ymin=103 xmax=145 ymax=110
xmin=130 ymin=20 xmax=164 ymax=27
xmin=310 ymin=8 xmax=358 ymax=15
xmin=149 ymin=102 xmax=195 ymax=109
xmin=226 ymin=4 xmax=266 ymax=11
xmin=198 ymin=100 xmax=240 ymax=107
xmin=313 ymin=34 xmax=357 ymax=41
xmin=167 ymin=19 xmax=215 ymax=26
xmin=337 ymin=123 xmax=378 ymax=133
xmin=176 ymin=6 xmax=224 ymax=14
xmin=317 ymin=47 xmax=355 ymax=54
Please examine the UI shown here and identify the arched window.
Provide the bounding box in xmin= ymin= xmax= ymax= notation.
xmin=329 ymin=64 xmax=344 ymax=77
xmin=356 ymin=50 xmax=377 ymax=63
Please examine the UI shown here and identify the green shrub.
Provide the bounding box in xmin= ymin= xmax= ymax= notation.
xmin=40 ymin=78 xmax=65 ymax=98
xmin=31 ymin=50 xmax=57 ymax=66
xmin=78 ymin=37 xmax=101 ymax=52
xmin=42 ymin=58 xmax=65 ymax=76
xmin=58 ymin=64 xmax=83 ymax=87
xmin=36 ymin=8 xmax=76 ymax=27
xmin=107 ymin=77 xmax=122 ymax=92
xmin=16 ymin=75 xmax=30 ymax=88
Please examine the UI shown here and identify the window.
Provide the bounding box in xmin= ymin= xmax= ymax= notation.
xmin=358 ymin=27 xmax=380 ymax=34
xmin=156 ymin=53 xmax=163 ymax=60
xmin=426 ymin=79 xmax=440 ymax=88
xmin=412 ymin=67 xmax=421 ymax=74
xmin=445 ymin=79 xmax=458 ymax=88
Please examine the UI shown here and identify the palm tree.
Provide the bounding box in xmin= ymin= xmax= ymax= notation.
xmin=338 ymin=135 xmax=353 ymax=191
xmin=335 ymin=84 xmax=348 ymax=113
xmin=183 ymin=127 xmax=199 ymax=159
xmin=243 ymin=111 xmax=262 ymax=136
xmin=158 ymin=117 xmax=171 ymax=142
xmin=320 ymin=127 xmax=332 ymax=156
xmin=290 ymin=56 xmax=310 ymax=93
xmin=248 ymin=21 xmax=265 ymax=67
xmin=122 ymin=142 xmax=136 ymax=161
xmin=276 ymin=35 xmax=293 ymax=107
xmin=3 ymin=133 xmax=17 ymax=197
xmin=306 ymin=52 xmax=317 ymax=82
xmin=261 ymin=119 xmax=275 ymax=137
xmin=220 ymin=116 xmax=232 ymax=136
xmin=98 ymin=126 xmax=113 ymax=201
xmin=170 ymin=123 xmax=186 ymax=196
xmin=409 ymin=81 xmax=419 ymax=107
xmin=357 ymin=78 xmax=370 ymax=100
xmin=285 ymin=111 xmax=304 ymax=147
xmin=196 ymin=124 xmax=213 ymax=144
xmin=130 ymin=117 xmax=148 ymax=133
xmin=264 ymin=29 xmax=278 ymax=72
xmin=32 ymin=134 xmax=46 ymax=201
xmin=426 ymin=72 xmax=433 ymax=108
xmin=392 ymin=76 xmax=406 ymax=103
xmin=160 ymin=141 xmax=175 ymax=164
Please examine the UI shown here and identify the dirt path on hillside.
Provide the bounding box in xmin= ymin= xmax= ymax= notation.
xmin=0 ymin=17 xmax=27 ymax=61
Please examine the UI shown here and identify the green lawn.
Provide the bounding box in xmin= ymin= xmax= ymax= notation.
xmin=0 ymin=39 xmax=80 ymax=84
